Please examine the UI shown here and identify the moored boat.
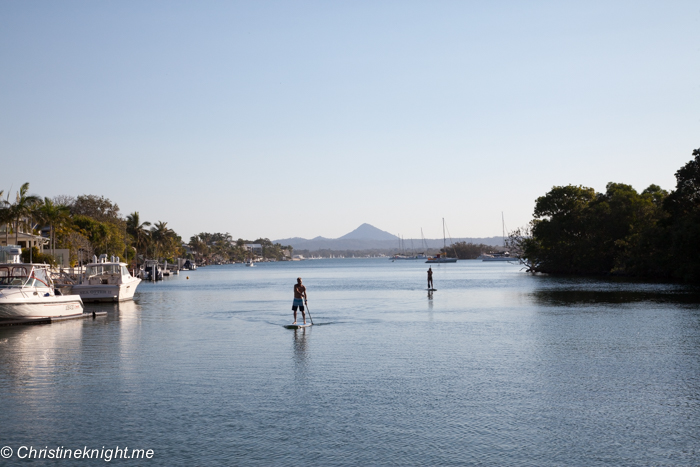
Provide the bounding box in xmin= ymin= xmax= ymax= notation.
xmin=425 ymin=253 xmax=458 ymax=263
xmin=0 ymin=247 xmax=83 ymax=321
xmin=140 ymin=260 xmax=163 ymax=281
xmin=478 ymin=214 xmax=518 ymax=262
xmin=478 ymin=252 xmax=517 ymax=262
xmin=182 ymin=259 xmax=197 ymax=270
xmin=425 ymin=219 xmax=458 ymax=263
xmin=71 ymin=255 xmax=141 ymax=302
xmin=391 ymin=253 xmax=428 ymax=260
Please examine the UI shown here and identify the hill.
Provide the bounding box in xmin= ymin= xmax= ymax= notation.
xmin=274 ymin=224 xmax=504 ymax=251
xmin=338 ymin=223 xmax=398 ymax=241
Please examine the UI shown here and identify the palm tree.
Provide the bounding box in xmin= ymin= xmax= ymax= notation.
xmin=10 ymin=183 xmax=41 ymax=246
xmin=150 ymin=221 xmax=174 ymax=260
xmin=126 ymin=212 xmax=151 ymax=265
xmin=0 ymin=189 xmax=11 ymax=245
xmin=36 ymin=197 xmax=70 ymax=257
xmin=189 ymin=235 xmax=208 ymax=263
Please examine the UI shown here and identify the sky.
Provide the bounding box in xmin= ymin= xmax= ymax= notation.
xmin=1 ymin=1 xmax=698 ymax=242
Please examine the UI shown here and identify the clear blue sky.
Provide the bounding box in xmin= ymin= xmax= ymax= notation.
xmin=1 ymin=1 xmax=697 ymax=241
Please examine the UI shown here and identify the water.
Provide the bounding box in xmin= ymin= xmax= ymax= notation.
xmin=1 ymin=259 xmax=700 ymax=466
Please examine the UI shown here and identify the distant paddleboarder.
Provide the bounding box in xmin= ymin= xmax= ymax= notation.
xmin=427 ymin=267 xmax=433 ymax=289
xmin=292 ymin=277 xmax=308 ymax=325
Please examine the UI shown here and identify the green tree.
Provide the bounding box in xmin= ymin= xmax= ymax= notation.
xmin=661 ymin=147 xmax=700 ymax=281
xmin=126 ymin=212 xmax=151 ymax=264
xmin=72 ymin=215 xmax=126 ymax=259
xmin=523 ymin=182 xmax=670 ymax=277
xmin=149 ymin=221 xmax=182 ymax=261
xmin=189 ymin=235 xmax=208 ymax=262
xmin=71 ymin=195 xmax=122 ymax=224
xmin=9 ymin=182 xmax=41 ymax=245
xmin=445 ymin=242 xmax=498 ymax=259
xmin=523 ymin=185 xmax=596 ymax=274
xmin=36 ymin=197 xmax=71 ymax=257
xmin=0 ymin=189 xmax=11 ymax=246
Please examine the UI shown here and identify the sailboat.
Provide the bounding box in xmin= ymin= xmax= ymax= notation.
xmin=425 ymin=219 xmax=458 ymax=263
xmin=479 ymin=212 xmax=517 ymax=262
xmin=391 ymin=234 xmax=427 ymax=260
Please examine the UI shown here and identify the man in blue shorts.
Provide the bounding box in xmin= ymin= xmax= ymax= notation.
xmin=292 ymin=277 xmax=308 ymax=324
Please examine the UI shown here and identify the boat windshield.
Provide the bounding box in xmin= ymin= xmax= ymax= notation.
xmin=0 ymin=266 xmax=51 ymax=288
xmin=86 ymin=264 xmax=122 ymax=277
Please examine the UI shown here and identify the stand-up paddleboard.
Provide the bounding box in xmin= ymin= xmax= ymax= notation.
xmin=427 ymin=288 xmax=437 ymax=291
xmin=284 ymin=323 xmax=312 ymax=329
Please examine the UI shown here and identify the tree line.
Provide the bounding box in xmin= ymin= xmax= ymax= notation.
xmin=189 ymin=233 xmax=292 ymax=263
xmin=508 ymin=147 xmax=700 ymax=283
xmin=441 ymin=242 xmax=505 ymax=259
xmin=0 ymin=184 xmax=182 ymax=266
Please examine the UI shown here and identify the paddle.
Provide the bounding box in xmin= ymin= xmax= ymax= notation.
xmin=305 ymin=300 xmax=314 ymax=325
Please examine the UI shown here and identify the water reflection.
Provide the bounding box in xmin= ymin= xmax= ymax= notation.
xmin=293 ymin=328 xmax=308 ymax=360
xmin=293 ymin=327 xmax=309 ymax=380
xmin=0 ymin=318 xmax=84 ymax=390
xmin=531 ymin=289 xmax=700 ymax=307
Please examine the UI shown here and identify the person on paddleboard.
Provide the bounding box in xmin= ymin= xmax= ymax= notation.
xmin=292 ymin=277 xmax=308 ymax=325
xmin=427 ymin=266 xmax=433 ymax=289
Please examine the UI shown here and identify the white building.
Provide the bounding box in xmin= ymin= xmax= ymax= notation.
xmin=244 ymin=244 xmax=263 ymax=256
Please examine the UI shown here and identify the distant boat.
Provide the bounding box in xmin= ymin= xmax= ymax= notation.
xmin=478 ymin=252 xmax=516 ymax=262
xmin=141 ymin=260 xmax=163 ymax=281
xmin=480 ymin=213 xmax=518 ymax=262
xmin=392 ymin=253 xmax=427 ymax=260
xmin=426 ymin=253 xmax=458 ymax=263
xmin=245 ymin=253 xmax=255 ymax=267
xmin=391 ymin=231 xmax=428 ymax=260
xmin=425 ymin=219 xmax=458 ymax=263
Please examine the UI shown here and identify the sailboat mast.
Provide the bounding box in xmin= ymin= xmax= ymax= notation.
xmin=502 ymin=212 xmax=505 ymax=247
xmin=442 ymin=218 xmax=446 ymax=250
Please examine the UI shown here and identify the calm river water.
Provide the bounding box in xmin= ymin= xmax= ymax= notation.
xmin=1 ymin=259 xmax=700 ymax=466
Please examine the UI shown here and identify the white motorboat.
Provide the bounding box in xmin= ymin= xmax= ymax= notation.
xmin=0 ymin=247 xmax=83 ymax=321
xmin=72 ymin=255 xmax=141 ymax=302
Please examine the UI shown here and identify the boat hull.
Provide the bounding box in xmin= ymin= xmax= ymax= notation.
xmin=425 ymin=258 xmax=458 ymax=263
xmin=72 ymin=280 xmax=140 ymax=302
xmin=0 ymin=295 xmax=84 ymax=320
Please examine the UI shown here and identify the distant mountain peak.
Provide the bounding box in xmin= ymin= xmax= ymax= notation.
xmin=337 ymin=223 xmax=398 ymax=241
